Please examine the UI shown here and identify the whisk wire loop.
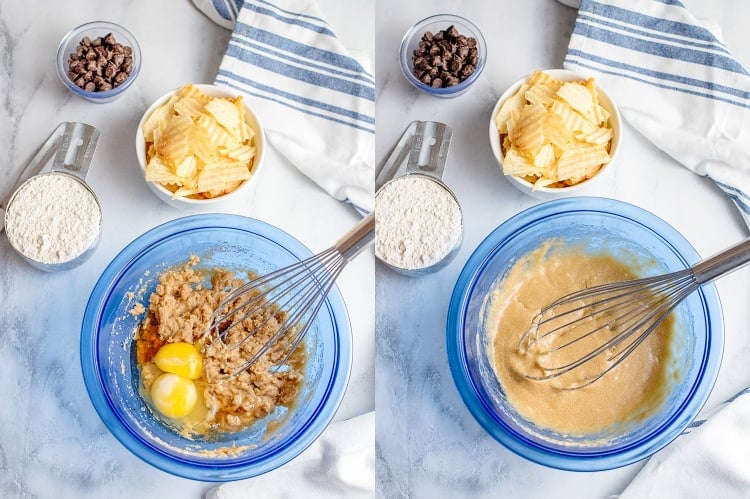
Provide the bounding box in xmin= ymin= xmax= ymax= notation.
xmin=520 ymin=237 xmax=750 ymax=389
xmin=207 ymin=246 xmax=343 ymax=375
xmin=522 ymin=269 xmax=699 ymax=388
xmin=271 ymin=257 xmax=347 ymax=370
xmin=203 ymin=212 xmax=375 ymax=377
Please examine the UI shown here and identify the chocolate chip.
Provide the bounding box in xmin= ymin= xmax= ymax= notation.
xmin=114 ymin=71 xmax=128 ymax=85
xmin=105 ymin=62 xmax=117 ymax=78
xmin=69 ymin=60 xmax=85 ymax=74
xmin=445 ymin=76 xmax=460 ymax=86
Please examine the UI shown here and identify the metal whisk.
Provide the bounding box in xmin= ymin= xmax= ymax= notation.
xmin=519 ymin=237 xmax=750 ymax=389
xmin=205 ymin=212 xmax=374 ymax=376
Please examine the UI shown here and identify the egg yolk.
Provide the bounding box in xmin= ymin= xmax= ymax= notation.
xmin=150 ymin=373 xmax=198 ymax=419
xmin=153 ymin=342 xmax=203 ymax=380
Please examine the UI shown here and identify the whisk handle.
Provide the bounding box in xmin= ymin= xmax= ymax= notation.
xmin=693 ymin=237 xmax=750 ymax=285
xmin=335 ymin=212 xmax=375 ymax=261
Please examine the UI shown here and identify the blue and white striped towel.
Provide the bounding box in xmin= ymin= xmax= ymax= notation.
xmin=618 ymin=387 xmax=750 ymax=498
xmin=193 ymin=0 xmax=375 ymax=212
xmin=565 ymin=0 xmax=750 ymax=229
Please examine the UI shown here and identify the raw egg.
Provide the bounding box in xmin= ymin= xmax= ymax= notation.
xmin=150 ymin=372 xmax=198 ymax=418
xmin=153 ymin=342 xmax=203 ymax=380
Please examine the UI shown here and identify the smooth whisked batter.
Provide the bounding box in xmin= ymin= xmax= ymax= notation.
xmin=485 ymin=242 xmax=676 ymax=435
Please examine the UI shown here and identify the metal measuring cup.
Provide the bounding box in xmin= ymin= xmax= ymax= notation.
xmin=1 ymin=122 xmax=102 ymax=271
xmin=375 ymin=121 xmax=464 ymax=275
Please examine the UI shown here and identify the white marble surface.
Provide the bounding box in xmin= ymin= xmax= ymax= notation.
xmin=0 ymin=0 xmax=373 ymax=497
xmin=375 ymin=0 xmax=750 ymax=497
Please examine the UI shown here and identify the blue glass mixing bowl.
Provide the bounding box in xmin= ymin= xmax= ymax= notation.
xmin=81 ymin=214 xmax=352 ymax=481
xmin=447 ymin=197 xmax=723 ymax=471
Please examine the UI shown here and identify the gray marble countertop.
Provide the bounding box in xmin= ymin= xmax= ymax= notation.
xmin=375 ymin=0 xmax=750 ymax=497
xmin=0 ymin=1 xmax=373 ymax=497
xmin=2 ymin=0 xmax=749 ymax=497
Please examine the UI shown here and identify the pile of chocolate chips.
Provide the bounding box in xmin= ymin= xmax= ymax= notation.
xmin=411 ymin=25 xmax=479 ymax=88
xmin=67 ymin=33 xmax=134 ymax=92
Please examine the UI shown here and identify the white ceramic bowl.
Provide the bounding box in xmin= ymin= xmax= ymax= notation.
xmin=489 ymin=69 xmax=621 ymax=200
xmin=135 ymin=84 xmax=265 ymax=210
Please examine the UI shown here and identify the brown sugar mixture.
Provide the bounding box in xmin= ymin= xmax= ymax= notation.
xmin=135 ymin=256 xmax=305 ymax=434
xmin=485 ymin=242 xmax=676 ymax=435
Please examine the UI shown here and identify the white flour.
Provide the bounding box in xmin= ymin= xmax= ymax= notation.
xmin=375 ymin=175 xmax=462 ymax=270
xmin=5 ymin=172 xmax=101 ymax=264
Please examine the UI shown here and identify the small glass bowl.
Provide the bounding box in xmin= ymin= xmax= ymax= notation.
xmin=446 ymin=197 xmax=723 ymax=471
xmin=399 ymin=14 xmax=487 ymax=98
xmin=56 ymin=21 xmax=141 ymax=103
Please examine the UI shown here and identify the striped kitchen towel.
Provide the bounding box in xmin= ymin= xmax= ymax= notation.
xmin=565 ymin=0 xmax=750 ymax=229
xmin=193 ymin=0 xmax=375 ymax=212
xmin=618 ymin=387 xmax=750 ymax=498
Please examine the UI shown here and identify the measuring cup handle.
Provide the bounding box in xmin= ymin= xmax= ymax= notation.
xmin=404 ymin=121 xmax=453 ymax=181
xmin=51 ymin=122 xmax=100 ymax=180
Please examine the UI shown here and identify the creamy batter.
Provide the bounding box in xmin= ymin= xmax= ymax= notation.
xmin=486 ymin=242 xmax=675 ymax=435
xmin=135 ymin=256 xmax=304 ymax=437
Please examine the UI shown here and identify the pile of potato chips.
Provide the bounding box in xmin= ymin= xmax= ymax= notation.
xmin=141 ymin=84 xmax=258 ymax=199
xmin=494 ymin=70 xmax=614 ymax=189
